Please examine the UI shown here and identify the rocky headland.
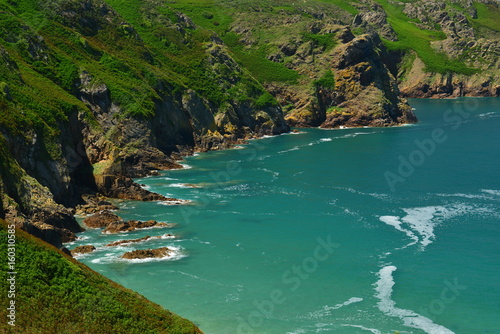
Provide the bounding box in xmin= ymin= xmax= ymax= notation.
xmin=2 ymin=0 xmax=498 ymax=252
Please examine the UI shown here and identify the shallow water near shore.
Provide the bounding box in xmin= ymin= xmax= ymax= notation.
xmin=71 ymin=97 xmax=500 ymax=334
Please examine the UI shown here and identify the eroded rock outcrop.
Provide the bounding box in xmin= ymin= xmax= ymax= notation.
xmin=82 ymin=210 xmax=122 ymax=228
xmin=106 ymin=234 xmax=174 ymax=247
xmin=103 ymin=220 xmax=173 ymax=234
xmin=320 ymin=34 xmax=417 ymax=128
xmin=121 ymin=247 xmax=173 ymax=259
xmin=71 ymin=245 xmax=96 ymax=256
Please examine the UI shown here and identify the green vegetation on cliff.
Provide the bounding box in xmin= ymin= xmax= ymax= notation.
xmin=0 ymin=220 xmax=202 ymax=334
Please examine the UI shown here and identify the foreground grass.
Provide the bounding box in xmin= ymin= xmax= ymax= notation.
xmin=0 ymin=220 xmax=203 ymax=334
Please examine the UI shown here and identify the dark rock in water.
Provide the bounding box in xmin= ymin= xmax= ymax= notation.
xmin=83 ymin=210 xmax=123 ymax=228
xmin=106 ymin=234 xmax=173 ymax=247
xmin=121 ymin=247 xmax=172 ymax=259
xmin=103 ymin=220 xmax=172 ymax=234
xmin=94 ymin=175 xmax=179 ymax=202
xmin=75 ymin=194 xmax=119 ymax=215
xmin=71 ymin=245 xmax=96 ymax=256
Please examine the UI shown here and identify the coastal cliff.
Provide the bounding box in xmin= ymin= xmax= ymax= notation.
xmin=0 ymin=0 xmax=289 ymax=247
xmin=1 ymin=0 xmax=499 ymax=252
xmin=1 ymin=0 xmax=499 ymax=332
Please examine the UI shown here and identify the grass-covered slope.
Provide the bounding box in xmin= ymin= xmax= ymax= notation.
xmin=0 ymin=220 xmax=203 ymax=334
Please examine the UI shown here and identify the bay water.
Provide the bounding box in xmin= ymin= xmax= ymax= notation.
xmin=70 ymin=98 xmax=500 ymax=334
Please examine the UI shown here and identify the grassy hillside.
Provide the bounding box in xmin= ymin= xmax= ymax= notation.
xmin=0 ymin=219 xmax=202 ymax=333
xmin=166 ymin=0 xmax=490 ymax=79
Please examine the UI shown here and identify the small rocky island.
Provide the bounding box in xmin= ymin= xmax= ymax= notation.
xmin=82 ymin=210 xmax=173 ymax=233
xmin=121 ymin=247 xmax=174 ymax=260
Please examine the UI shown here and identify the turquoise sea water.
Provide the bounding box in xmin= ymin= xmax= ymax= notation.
xmin=70 ymin=98 xmax=500 ymax=334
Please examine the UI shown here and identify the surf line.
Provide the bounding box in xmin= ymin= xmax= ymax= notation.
xmin=374 ymin=266 xmax=455 ymax=334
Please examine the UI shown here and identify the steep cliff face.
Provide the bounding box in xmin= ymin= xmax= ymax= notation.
xmin=178 ymin=0 xmax=498 ymax=118
xmin=320 ymin=33 xmax=416 ymax=128
xmin=0 ymin=0 xmax=289 ymax=248
xmin=394 ymin=0 xmax=500 ymax=97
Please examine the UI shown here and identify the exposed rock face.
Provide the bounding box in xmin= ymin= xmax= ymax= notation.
xmin=399 ymin=55 xmax=500 ymax=98
xmin=75 ymin=194 xmax=118 ymax=215
xmin=103 ymin=220 xmax=172 ymax=234
xmin=71 ymin=245 xmax=96 ymax=256
xmin=82 ymin=210 xmax=122 ymax=228
xmin=121 ymin=247 xmax=173 ymax=259
xmin=397 ymin=0 xmax=500 ymax=98
xmin=106 ymin=234 xmax=173 ymax=247
xmin=93 ymin=175 xmax=174 ymax=201
xmin=0 ymin=0 xmax=289 ymax=250
xmin=352 ymin=8 xmax=397 ymax=41
xmin=320 ymin=34 xmax=417 ymax=128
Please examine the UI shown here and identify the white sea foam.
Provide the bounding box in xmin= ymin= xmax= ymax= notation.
xmin=340 ymin=324 xmax=382 ymax=334
xmin=306 ymin=297 xmax=363 ymax=319
xmin=258 ymin=168 xmax=280 ymax=179
xmin=180 ymin=164 xmax=192 ymax=169
xmin=478 ymin=112 xmax=499 ymax=119
xmin=278 ymin=146 xmax=301 ymax=153
xmin=379 ymin=204 xmax=474 ymax=249
xmin=90 ymin=246 xmax=187 ymax=264
xmin=375 ymin=266 xmax=455 ymax=334
xmin=340 ymin=132 xmax=373 ymax=139
xmin=435 ymin=192 xmax=489 ymax=200
xmin=158 ymin=199 xmax=189 ymax=206
xmin=123 ymin=249 xmax=187 ymax=263
xmin=481 ymin=189 xmax=500 ymax=196
xmin=319 ymin=138 xmax=333 ymax=142
xmin=160 ymin=176 xmax=177 ymax=181
xmin=286 ymin=329 xmax=307 ymax=334
xmin=168 ymin=183 xmax=192 ymax=188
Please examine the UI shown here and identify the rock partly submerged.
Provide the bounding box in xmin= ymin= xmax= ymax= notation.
xmin=103 ymin=220 xmax=174 ymax=234
xmin=121 ymin=247 xmax=174 ymax=260
xmin=82 ymin=210 xmax=174 ymax=233
xmin=71 ymin=245 xmax=96 ymax=256
xmin=106 ymin=234 xmax=175 ymax=247
xmin=82 ymin=210 xmax=122 ymax=228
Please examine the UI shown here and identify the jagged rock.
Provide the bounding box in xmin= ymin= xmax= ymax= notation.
xmin=82 ymin=210 xmax=123 ymax=228
xmin=94 ymin=175 xmax=176 ymax=201
xmin=317 ymin=34 xmax=417 ymax=128
xmin=106 ymin=234 xmax=173 ymax=247
xmin=103 ymin=220 xmax=172 ymax=234
xmin=121 ymin=247 xmax=173 ymax=259
xmin=71 ymin=245 xmax=96 ymax=256
xmin=75 ymin=194 xmax=119 ymax=215
xmin=22 ymin=222 xmax=77 ymax=249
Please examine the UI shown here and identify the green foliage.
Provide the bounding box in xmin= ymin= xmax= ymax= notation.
xmin=302 ymin=32 xmax=337 ymax=51
xmin=314 ymin=70 xmax=335 ymax=89
xmin=374 ymin=0 xmax=478 ymax=75
xmin=0 ymin=220 xmax=202 ymax=334
xmin=319 ymin=0 xmax=359 ymax=15
xmin=326 ymin=106 xmax=346 ymax=114
xmin=233 ymin=48 xmax=299 ymax=84
xmin=254 ymin=91 xmax=279 ymax=108
xmin=472 ymin=3 xmax=500 ymax=32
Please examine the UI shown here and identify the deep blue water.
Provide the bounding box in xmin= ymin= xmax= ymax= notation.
xmin=70 ymin=97 xmax=500 ymax=334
